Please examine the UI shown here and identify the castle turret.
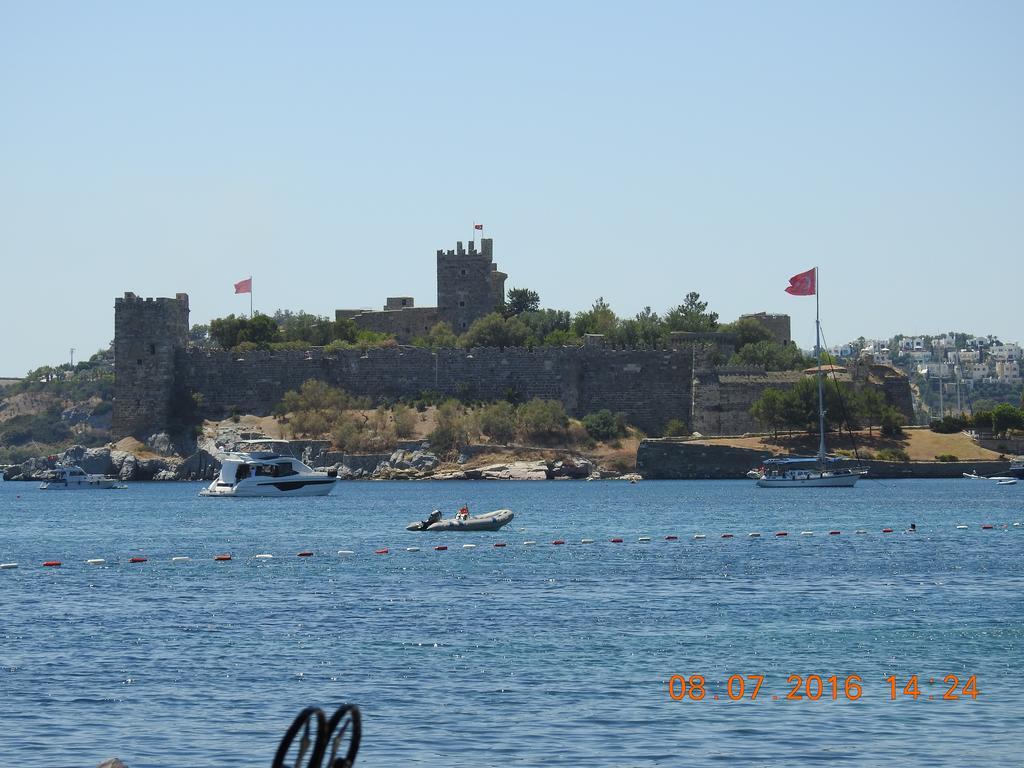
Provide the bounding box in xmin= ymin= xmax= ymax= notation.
xmin=436 ymin=238 xmax=505 ymax=332
xmin=113 ymin=292 xmax=189 ymax=438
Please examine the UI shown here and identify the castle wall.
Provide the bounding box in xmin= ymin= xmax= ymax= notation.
xmin=177 ymin=345 xmax=696 ymax=435
xmin=348 ymin=307 xmax=440 ymax=341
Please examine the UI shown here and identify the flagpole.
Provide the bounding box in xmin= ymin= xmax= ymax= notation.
xmin=816 ymin=266 xmax=826 ymax=462
xmin=250 ymin=276 xmax=253 ymax=318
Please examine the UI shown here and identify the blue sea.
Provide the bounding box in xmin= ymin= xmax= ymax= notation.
xmin=1 ymin=478 xmax=1022 ymax=767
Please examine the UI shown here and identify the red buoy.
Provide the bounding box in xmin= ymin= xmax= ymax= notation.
xmin=214 ymin=554 xmax=232 ymax=561
xmin=776 ymin=532 xmax=788 ymax=537
xmin=129 ymin=557 xmax=147 ymax=563
xmin=434 ymin=545 xmax=448 ymax=551
xmin=829 ymin=530 xmax=841 ymax=535
xmin=665 ymin=535 xmax=679 ymax=541
xmin=297 ymin=551 xmax=314 ymax=557
xmin=721 ymin=534 xmax=734 ymax=539
xmin=981 ymin=524 xmax=994 ymax=530
xmin=374 ymin=548 xmax=389 ymax=555
xmin=552 ymin=540 xmax=565 ymax=545
xmin=882 ymin=528 xmax=893 ymax=533
xmin=42 ymin=560 xmax=62 ymax=567
xmin=493 ymin=542 xmax=507 ymax=548
xmin=610 ymin=538 xmax=624 ymax=543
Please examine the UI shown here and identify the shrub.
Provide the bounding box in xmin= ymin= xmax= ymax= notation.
xmin=391 ymin=404 xmax=417 ymax=439
xmin=935 ymin=454 xmax=959 ymax=462
xmin=876 ymin=448 xmax=910 ymax=462
xmin=581 ymin=409 xmax=628 ymax=441
xmin=930 ymin=415 xmax=969 ymax=434
xmin=478 ymin=401 xmax=517 ymax=444
xmin=880 ymin=407 xmax=905 ymax=437
xmin=517 ymin=398 xmax=568 ymax=442
xmin=663 ymin=418 xmax=688 ymax=437
xmin=429 ymin=400 xmax=475 ymax=454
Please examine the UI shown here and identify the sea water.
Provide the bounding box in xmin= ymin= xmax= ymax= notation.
xmin=1 ymin=478 xmax=1022 ymax=767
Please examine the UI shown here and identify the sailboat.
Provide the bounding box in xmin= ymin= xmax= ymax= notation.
xmin=749 ymin=267 xmax=868 ymax=488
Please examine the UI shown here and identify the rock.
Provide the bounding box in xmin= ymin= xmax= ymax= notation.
xmin=387 ymin=449 xmax=439 ymax=472
xmin=144 ymin=432 xmax=176 ymax=456
xmin=427 ymin=470 xmax=468 ymax=480
xmin=551 ymin=456 xmax=594 ymax=479
xmin=616 ymin=472 xmax=642 ymax=482
xmin=176 ymin=450 xmax=221 ymax=481
xmin=59 ymin=445 xmax=113 ymax=475
xmin=118 ymin=455 xmax=138 ymax=481
xmin=478 ymin=460 xmax=551 ymax=480
xmin=153 ymin=469 xmax=178 ymax=481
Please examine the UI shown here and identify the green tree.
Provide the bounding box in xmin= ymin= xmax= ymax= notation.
xmin=750 ymin=388 xmax=786 ymax=438
xmin=504 ymin=287 xmax=541 ymax=317
xmin=391 ymin=403 xmax=418 ymax=439
xmin=719 ymin=317 xmax=774 ymax=350
xmin=572 ymin=297 xmax=618 ymax=337
xmin=730 ymin=341 xmax=809 ymax=371
xmin=460 ymin=313 xmax=530 ymax=348
xmin=412 ymin=321 xmax=458 ymax=349
xmin=856 ymin=388 xmax=887 ymax=436
xmin=581 ymin=409 xmax=628 ymax=441
xmin=991 ymin=403 xmax=1024 ymax=436
xmin=664 ymin=292 xmax=719 ymax=332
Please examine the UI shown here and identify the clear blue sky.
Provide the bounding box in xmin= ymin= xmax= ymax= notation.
xmin=2 ymin=1 xmax=1021 ymax=375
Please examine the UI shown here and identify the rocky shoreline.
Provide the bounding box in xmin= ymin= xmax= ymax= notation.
xmin=2 ymin=434 xmax=622 ymax=483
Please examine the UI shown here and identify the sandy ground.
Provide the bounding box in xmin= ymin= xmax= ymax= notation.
xmin=689 ymin=427 xmax=1003 ymax=461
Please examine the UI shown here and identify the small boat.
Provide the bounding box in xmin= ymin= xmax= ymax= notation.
xmin=990 ymin=477 xmax=1018 ymax=485
xmin=963 ymin=471 xmax=987 ymax=479
xmin=406 ymin=508 xmax=514 ymax=532
xmin=1007 ymin=457 xmax=1024 ymax=479
xmin=39 ymin=465 xmax=119 ymax=490
xmin=200 ymin=450 xmax=337 ymax=497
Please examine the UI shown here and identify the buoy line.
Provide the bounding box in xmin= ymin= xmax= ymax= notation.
xmin=3 ymin=522 xmax=1019 ymax=571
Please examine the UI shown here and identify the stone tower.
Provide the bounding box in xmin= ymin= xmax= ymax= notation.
xmin=112 ymin=292 xmax=190 ymax=438
xmin=436 ymin=238 xmax=507 ymax=332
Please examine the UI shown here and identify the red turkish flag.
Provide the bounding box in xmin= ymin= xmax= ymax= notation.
xmin=234 ymin=277 xmax=252 ymax=294
xmin=784 ymin=268 xmax=816 ymax=296
xmin=474 ymin=223 xmax=483 ymax=230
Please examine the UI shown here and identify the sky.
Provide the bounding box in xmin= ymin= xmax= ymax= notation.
xmin=2 ymin=1 xmax=1021 ymax=375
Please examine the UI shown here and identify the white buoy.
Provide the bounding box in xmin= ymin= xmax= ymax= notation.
xmin=638 ymin=536 xmax=652 ymax=542
xmin=523 ymin=540 xmax=537 ymax=546
xmin=800 ymin=531 xmax=814 ymax=536
xmin=462 ymin=543 xmax=476 ymax=549
xmin=0 ymin=563 xmax=18 ymax=570
xmin=955 ymin=525 xmax=968 ymax=530
xmin=406 ymin=547 xmax=420 ymax=552
xmin=254 ymin=553 xmax=273 ymax=559
xmin=86 ymin=558 xmax=106 ymax=565
xmin=171 ymin=556 xmax=190 ymax=562
xmin=581 ymin=538 xmax=595 ymax=544
xmin=337 ymin=550 xmax=355 ymax=555
xmin=855 ymin=530 xmax=867 ymax=534
xmin=748 ymin=532 xmax=761 ymax=538
xmin=693 ymin=534 xmax=706 ymax=540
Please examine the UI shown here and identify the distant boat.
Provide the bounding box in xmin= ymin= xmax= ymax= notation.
xmin=750 ymin=268 xmax=867 ymax=488
xmin=1007 ymin=457 xmax=1024 ymax=479
xmin=39 ymin=465 xmax=118 ymax=490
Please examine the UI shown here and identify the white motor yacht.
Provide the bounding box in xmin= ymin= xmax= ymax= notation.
xmin=39 ymin=465 xmax=119 ymax=490
xmin=200 ymin=450 xmax=337 ymax=497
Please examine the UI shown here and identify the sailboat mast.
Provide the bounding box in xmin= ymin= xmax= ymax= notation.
xmin=816 ymin=267 xmax=826 ymax=462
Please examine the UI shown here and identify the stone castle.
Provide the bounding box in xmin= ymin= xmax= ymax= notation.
xmin=112 ymin=239 xmax=911 ymax=440
xmin=335 ymin=237 xmax=506 ymax=342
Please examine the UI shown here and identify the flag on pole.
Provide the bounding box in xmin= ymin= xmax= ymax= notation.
xmin=234 ymin=277 xmax=252 ymax=294
xmin=474 ymin=223 xmax=483 ymax=230
xmin=784 ymin=268 xmax=816 ymax=296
